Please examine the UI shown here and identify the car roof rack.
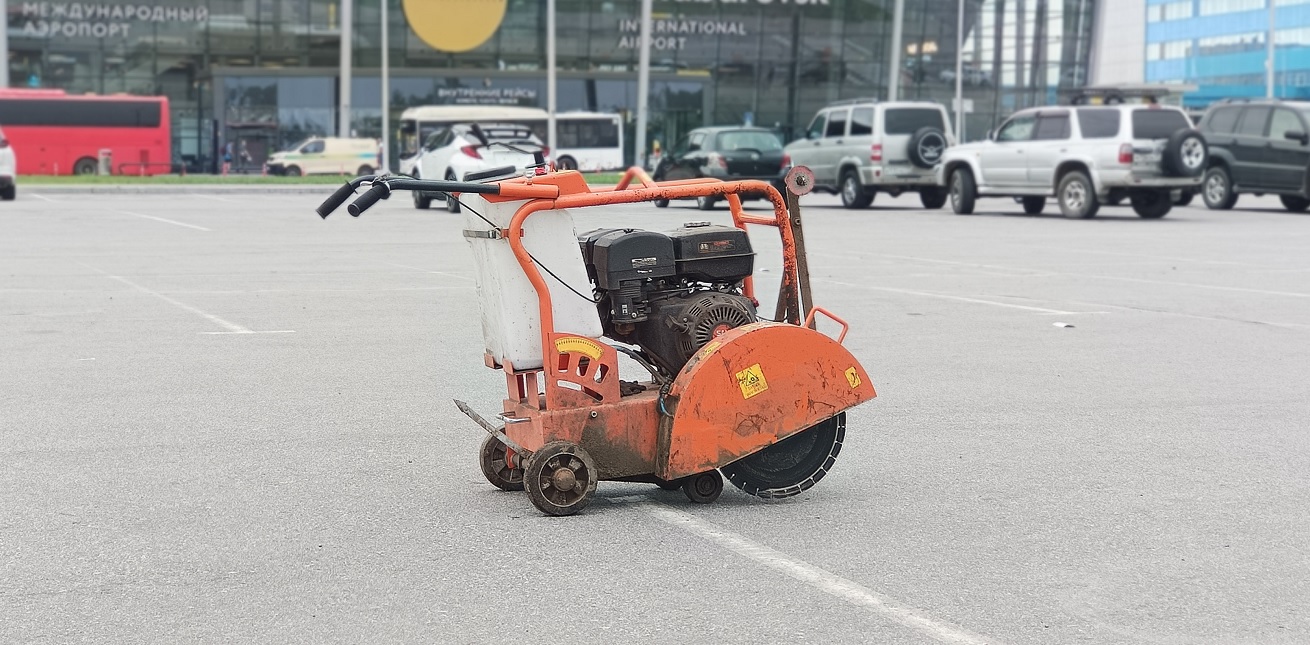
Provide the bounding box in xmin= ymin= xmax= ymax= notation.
xmin=824 ymin=97 xmax=879 ymax=108
xmin=1060 ymin=83 xmax=1196 ymax=106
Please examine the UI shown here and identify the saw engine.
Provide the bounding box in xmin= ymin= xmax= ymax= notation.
xmin=579 ymin=222 xmax=757 ymax=376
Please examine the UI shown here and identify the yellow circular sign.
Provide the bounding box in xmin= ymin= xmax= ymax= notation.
xmin=402 ymin=0 xmax=508 ymax=53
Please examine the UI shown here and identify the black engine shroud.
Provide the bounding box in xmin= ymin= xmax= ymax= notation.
xmin=579 ymin=223 xmax=757 ymax=375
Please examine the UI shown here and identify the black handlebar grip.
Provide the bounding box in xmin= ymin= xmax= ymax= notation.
xmin=347 ymin=183 xmax=389 ymax=217
xmin=316 ymin=182 xmax=357 ymax=219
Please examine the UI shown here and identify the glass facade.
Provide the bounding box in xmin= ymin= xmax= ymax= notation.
xmin=1145 ymin=0 xmax=1310 ymax=106
xmin=8 ymin=0 xmax=1096 ymax=171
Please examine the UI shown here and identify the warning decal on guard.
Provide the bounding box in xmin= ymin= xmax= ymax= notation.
xmin=735 ymin=363 xmax=769 ymax=400
xmin=554 ymin=336 xmax=604 ymax=361
xmin=845 ymin=367 xmax=862 ymax=389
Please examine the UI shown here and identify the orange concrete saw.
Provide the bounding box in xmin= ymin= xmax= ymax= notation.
xmin=316 ymin=163 xmax=876 ymax=516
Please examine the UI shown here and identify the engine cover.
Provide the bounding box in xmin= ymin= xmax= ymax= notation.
xmin=632 ymin=290 xmax=757 ymax=375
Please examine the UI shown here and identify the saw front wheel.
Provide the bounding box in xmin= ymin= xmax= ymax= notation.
xmin=523 ymin=441 xmax=599 ymax=516
xmin=479 ymin=434 xmax=524 ymax=491
xmin=720 ymin=412 xmax=846 ymax=499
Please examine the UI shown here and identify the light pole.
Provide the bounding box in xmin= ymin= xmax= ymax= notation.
xmin=635 ymin=0 xmax=652 ymax=168
xmin=547 ymin=0 xmax=557 ymax=156
xmin=0 ymin=0 xmax=9 ymax=88
xmin=381 ymin=0 xmax=390 ymax=172
xmin=954 ymin=0 xmax=964 ymax=141
xmin=888 ymin=0 xmax=905 ymax=101
xmin=338 ymin=0 xmax=353 ymax=137
xmin=1267 ymin=0 xmax=1276 ymax=99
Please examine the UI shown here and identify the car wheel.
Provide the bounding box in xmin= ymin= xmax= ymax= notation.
xmin=839 ymin=169 xmax=873 ymax=209
xmin=653 ymin=198 xmax=670 ymax=208
xmin=1279 ymin=194 xmax=1310 ymax=212
xmin=413 ymin=189 xmax=432 ymax=210
xmin=1163 ymin=129 xmax=1208 ymax=177
xmin=1057 ymin=171 xmax=1099 ymax=219
xmin=445 ymin=174 xmax=462 ymax=213
xmin=74 ymin=157 xmax=98 ymax=175
xmin=0 ymin=185 xmax=15 ymax=201
xmin=919 ymin=187 xmax=947 ymax=209
xmin=1173 ymin=190 xmax=1195 ymax=207
xmin=949 ymin=168 xmax=976 ymax=215
xmin=1131 ymin=190 xmax=1173 ymax=219
xmin=285 ymin=165 xmax=302 ymax=177
xmin=1201 ymin=166 xmax=1237 ymax=210
xmin=696 ymin=195 xmax=716 ymax=210
xmin=556 ymin=156 xmax=578 ymax=171
xmin=1021 ymin=196 xmax=1046 ymax=215
xmin=907 ymin=127 xmax=948 ymax=169
xmin=357 ymin=165 xmax=374 ymax=177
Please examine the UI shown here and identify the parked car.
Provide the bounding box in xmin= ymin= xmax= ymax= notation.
xmin=938 ymin=104 xmax=1207 ymax=219
xmin=1196 ymin=99 xmax=1310 ymax=212
xmin=0 ymin=126 xmax=16 ymax=200
xmin=652 ymin=126 xmax=788 ymax=210
xmin=264 ymin=137 xmax=379 ymax=177
xmin=784 ymin=99 xmax=954 ymax=209
xmin=412 ymin=123 xmax=548 ymax=212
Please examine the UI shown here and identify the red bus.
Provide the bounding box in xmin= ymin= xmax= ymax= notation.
xmin=0 ymin=89 xmax=171 ymax=176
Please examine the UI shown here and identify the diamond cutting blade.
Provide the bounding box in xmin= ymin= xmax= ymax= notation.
xmin=719 ymin=413 xmax=845 ymax=499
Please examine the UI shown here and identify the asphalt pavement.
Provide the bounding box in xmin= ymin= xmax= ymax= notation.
xmin=3 ymin=187 xmax=1308 ymax=644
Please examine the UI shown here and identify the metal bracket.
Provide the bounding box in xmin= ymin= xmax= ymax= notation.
xmin=453 ymin=399 xmax=532 ymax=457
xmin=462 ymin=229 xmax=503 ymax=240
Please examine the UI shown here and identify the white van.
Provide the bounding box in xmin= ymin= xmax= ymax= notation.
xmin=265 ymin=137 xmax=379 ymax=177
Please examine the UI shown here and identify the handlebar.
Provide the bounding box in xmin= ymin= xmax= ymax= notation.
xmin=315 ymin=174 xmax=510 ymax=218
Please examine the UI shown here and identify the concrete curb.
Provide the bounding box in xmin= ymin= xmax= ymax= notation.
xmin=24 ymin=184 xmax=339 ymax=196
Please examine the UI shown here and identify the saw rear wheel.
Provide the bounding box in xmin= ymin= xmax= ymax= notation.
xmin=720 ymin=413 xmax=846 ymax=499
xmin=682 ymin=470 xmax=723 ymax=504
xmin=479 ymin=434 xmax=524 ymax=491
xmin=523 ymin=441 xmax=598 ymax=516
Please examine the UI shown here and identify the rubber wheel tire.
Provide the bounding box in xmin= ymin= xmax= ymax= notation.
xmin=1105 ymin=195 xmax=1124 ymax=206
xmin=1162 ymin=129 xmax=1207 ymax=177
xmin=523 ymin=441 xmax=598 ymax=517
xmin=285 ymin=165 xmax=302 ymax=177
xmin=653 ymin=198 xmax=670 ymax=208
xmin=556 ymin=156 xmax=578 ymax=171
xmin=919 ymin=187 xmax=947 ymax=209
xmin=1173 ymin=190 xmax=1194 ymax=207
xmin=683 ymin=470 xmax=723 ymax=504
xmin=1279 ymin=194 xmax=1310 ymax=212
xmin=0 ymin=185 xmax=14 ymax=201
xmin=413 ymin=189 xmax=432 ymax=209
xmin=1201 ymin=166 xmax=1238 ymax=210
xmin=1021 ymin=196 xmax=1046 ymax=215
xmin=839 ymin=170 xmax=873 ymax=209
xmin=445 ymin=174 xmax=461 ymax=213
xmin=907 ymin=127 xmax=948 ymax=169
xmin=1131 ymin=190 xmax=1173 ymax=219
xmin=696 ymin=195 xmax=716 ymax=210
xmin=72 ymin=157 xmax=98 ymax=175
xmin=1057 ymin=171 xmax=1099 ymax=219
xmin=720 ymin=413 xmax=845 ymax=500
xmin=357 ymin=165 xmax=374 ymax=177
xmin=949 ymin=168 xmax=976 ymax=215
xmin=479 ymin=434 xmax=525 ymax=491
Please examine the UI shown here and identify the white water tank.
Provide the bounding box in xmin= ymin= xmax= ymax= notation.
xmin=462 ymin=192 xmax=603 ymax=371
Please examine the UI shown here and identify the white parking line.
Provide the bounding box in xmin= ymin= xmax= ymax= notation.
xmin=629 ymin=500 xmax=1001 ymax=645
xmin=99 ymin=272 xmax=294 ymax=335
xmin=820 ymin=279 xmax=1102 ymax=315
xmin=29 ymin=193 xmax=59 ymax=202
xmin=190 ymin=194 xmax=242 ymax=203
xmin=111 ymin=209 xmax=211 ymax=231
xmin=376 ymin=260 xmax=477 ymax=282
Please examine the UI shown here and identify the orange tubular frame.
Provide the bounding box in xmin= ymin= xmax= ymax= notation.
xmin=492 ymin=167 xmax=803 ymax=386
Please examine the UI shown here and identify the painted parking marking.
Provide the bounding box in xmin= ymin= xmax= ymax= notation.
xmin=93 ymin=270 xmax=294 ymax=335
xmin=111 ymin=209 xmax=211 ymax=231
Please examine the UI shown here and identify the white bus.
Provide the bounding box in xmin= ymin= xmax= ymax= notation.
xmin=397 ymin=105 xmax=626 ymax=175
xmin=397 ymin=105 xmax=549 ymax=176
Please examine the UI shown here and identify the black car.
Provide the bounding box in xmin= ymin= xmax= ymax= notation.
xmin=652 ymin=126 xmax=789 ymax=210
xmin=1196 ymin=99 xmax=1310 ymax=212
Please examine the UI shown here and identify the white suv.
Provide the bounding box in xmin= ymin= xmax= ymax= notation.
xmin=938 ymin=104 xmax=1207 ymax=219
xmin=785 ymin=99 xmax=954 ymax=209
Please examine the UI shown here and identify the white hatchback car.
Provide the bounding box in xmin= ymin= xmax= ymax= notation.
xmin=0 ymin=126 xmax=16 ymax=200
xmin=412 ymin=123 xmax=548 ymax=212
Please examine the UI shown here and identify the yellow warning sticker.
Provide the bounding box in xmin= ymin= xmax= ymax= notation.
xmin=735 ymin=363 xmax=769 ymax=400
xmin=845 ymin=367 xmax=862 ymax=389
xmin=554 ymin=336 xmax=604 ymax=361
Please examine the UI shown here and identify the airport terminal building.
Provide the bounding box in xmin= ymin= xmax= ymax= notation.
xmin=8 ymin=0 xmax=1097 ymax=169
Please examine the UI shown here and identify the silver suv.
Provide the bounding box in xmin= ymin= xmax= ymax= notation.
xmin=785 ymin=99 xmax=954 ymax=209
xmin=938 ymin=104 xmax=1207 ymax=219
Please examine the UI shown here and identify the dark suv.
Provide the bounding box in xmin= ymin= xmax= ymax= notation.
xmin=1197 ymin=99 xmax=1310 ymax=212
